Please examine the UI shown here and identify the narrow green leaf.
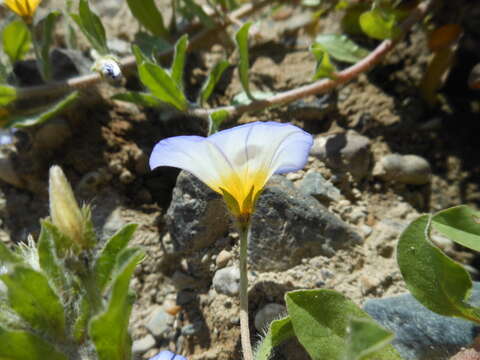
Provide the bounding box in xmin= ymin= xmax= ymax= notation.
xmin=35 ymin=11 xmax=61 ymax=81
xmin=311 ymin=44 xmax=336 ymax=80
xmin=38 ymin=220 xmax=67 ymax=291
xmin=2 ymin=20 xmax=31 ymax=64
xmin=346 ymin=318 xmax=395 ymax=360
xmin=6 ymin=91 xmax=79 ymax=128
xmin=40 ymin=221 xmax=76 ymax=259
xmin=255 ymin=317 xmax=295 ymax=360
xmin=138 ymin=62 xmax=188 ymax=111
xmin=208 ymin=109 xmax=229 ymax=135
xmin=432 ymin=205 xmax=480 ymax=252
xmin=0 ymin=327 xmax=67 ymax=360
xmin=0 ymin=86 xmax=17 ymax=106
xmin=199 ymin=59 xmax=229 ymax=105
xmin=132 ymin=44 xmax=151 ymax=67
xmin=171 ymin=34 xmax=189 ymax=90
xmin=397 ymin=215 xmax=480 ymax=322
xmin=94 ymin=224 xmax=138 ymax=292
xmin=181 ymin=0 xmax=215 ymax=28
xmin=90 ymin=248 xmax=144 ymax=360
xmin=0 ymin=241 xmax=22 ymax=265
xmin=359 ymin=9 xmax=396 ymax=40
xmin=314 ymin=34 xmax=369 ymax=63
xmin=71 ymin=0 xmax=108 ymax=54
xmin=235 ymin=22 xmax=254 ymax=100
xmin=126 ymin=0 xmax=168 ymax=38
xmin=285 ymin=289 xmax=401 ymax=360
xmin=112 ymin=92 xmax=164 ymax=108
xmin=1 ymin=266 xmax=66 ymax=341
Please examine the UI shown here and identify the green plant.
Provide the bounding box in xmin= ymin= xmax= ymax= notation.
xmin=0 ymin=166 xmax=143 ymax=360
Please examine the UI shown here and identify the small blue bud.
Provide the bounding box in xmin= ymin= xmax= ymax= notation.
xmin=149 ymin=350 xmax=187 ymax=360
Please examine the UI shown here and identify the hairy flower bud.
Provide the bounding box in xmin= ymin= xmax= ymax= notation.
xmin=49 ymin=165 xmax=87 ymax=249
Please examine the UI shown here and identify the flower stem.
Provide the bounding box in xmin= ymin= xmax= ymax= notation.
xmin=239 ymin=223 xmax=253 ymax=360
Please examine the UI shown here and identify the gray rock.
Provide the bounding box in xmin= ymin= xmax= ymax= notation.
xmin=249 ymin=176 xmax=362 ymax=271
xmin=298 ymin=171 xmax=341 ymax=203
xmin=132 ymin=334 xmax=156 ymax=355
xmin=171 ymin=270 xmax=196 ymax=290
xmin=373 ymin=154 xmax=431 ymax=185
xmin=166 ymin=171 xmax=230 ymax=253
xmin=364 ymin=284 xmax=480 ymax=360
xmin=212 ymin=266 xmax=240 ymax=296
xmin=254 ymin=303 xmax=286 ymax=331
xmin=310 ymin=130 xmax=371 ymax=181
xmin=146 ymin=307 xmax=174 ymax=338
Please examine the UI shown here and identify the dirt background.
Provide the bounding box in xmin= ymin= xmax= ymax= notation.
xmin=1 ymin=0 xmax=480 ymax=359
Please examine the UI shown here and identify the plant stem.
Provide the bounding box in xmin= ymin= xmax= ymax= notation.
xmin=238 ymin=223 xmax=253 ymax=360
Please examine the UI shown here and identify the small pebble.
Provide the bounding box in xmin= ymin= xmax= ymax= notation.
xmin=146 ymin=307 xmax=174 ymax=338
xmin=132 ymin=334 xmax=156 ymax=355
xmin=373 ymin=154 xmax=431 ymax=185
xmin=212 ymin=266 xmax=240 ymax=296
xmin=216 ymin=250 xmax=232 ymax=268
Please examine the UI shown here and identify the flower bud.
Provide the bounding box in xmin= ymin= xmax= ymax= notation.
xmin=49 ymin=165 xmax=86 ymax=249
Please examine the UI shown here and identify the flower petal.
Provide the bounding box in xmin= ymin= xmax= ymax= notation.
xmin=149 ymin=350 xmax=187 ymax=360
xmin=271 ymin=128 xmax=313 ymax=174
xmin=149 ymin=135 xmax=234 ymax=193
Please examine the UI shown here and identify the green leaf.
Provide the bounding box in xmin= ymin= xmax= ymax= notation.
xmin=112 ymin=92 xmax=164 ymax=108
xmin=6 ymin=91 xmax=79 ymax=128
xmin=2 ymin=20 xmax=31 ymax=64
xmin=1 ymin=266 xmax=66 ymax=341
xmin=235 ymin=22 xmax=254 ymax=100
xmin=199 ymin=59 xmax=229 ymax=105
xmin=40 ymin=220 xmax=76 ymax=259
xmin=255 ymin=317 xmax=295 ymax=360
xmin=314 ymin=34 xmax=369 ymax=63
xmin=311 ymin=44 xmax=336 ymax=80
xmin=359 ymin=9 xmax=397 ymax=40
xmin=181 ymin=0 xmax=215 ymax=28
xmin=0 ymin=327 xmax=68 ymax=360
xmin=0 ymin=86 xmax=17 ymax=106
xmin=208 ymin=109 xmax=229 ymax=135
xmin=71 ymin=0 xmax=108 ymax=54
xmin=346 ymin=318 xmax=395 ymax=360
xmin=89 ymin=248 xmax=144 ymax=360
xmin=35 ymin=11 xmax=61 ymax=81
xmin=171 ymin=34 xmax=189 ymax=90
xmin=0 ymin=241 xmax=22 ymax=265
xmin=432 ymin=205 xmax=480 ymax=252
xmin=94 ymin=224 xmax=138 ymax=292
xmin=285 ymin=289 xmax=401 ymax=360
xmin=38 ymin=220 xmax=67 ymax=292
xmin=126 ymin=0 xmax=168 ymax=38
xmin=138 ymin=62 xmax=188 ymax=111
xmin=397 ymin=215 xmax=480 ymax=322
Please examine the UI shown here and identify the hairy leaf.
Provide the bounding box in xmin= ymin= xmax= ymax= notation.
xmin=126 ymin=0 xmax=168 ymax=38
xmin=1 ymin=266 xmax=66 ymax=341
xmin=208 ymin=109 xmax=229 ymax=135
xmin=71 ymin=0 xmax=108 ymax=54
xmin=311 ymin=44 xmax=336 ymax=80
xmin=432 ymin=205 xmax=480 ymax=252
xmin=397 ymin=215 xmax=480 ymax=322
xmin=171 ymin=34 xmax=189 ymax=90
xmin=346 ymin=318 xmax=395 ymax=360
xmin=35 ymin=11 xmax=61 ymax=81
xmin=90 ymin=248 xmax=144 ymax=360
xmin=255 ymin=317 xmax=294 ymax=360
xmin=235 ymin=22 xmax=254 ymax=100
xmin=138 ymin=62 xmax=188 ymax=111
xmin=38 ymin=220 xmax=67 ymax=292
xmin=314 ymin=34 xmax=369 ymax=63
xmin=199 ymin=59 xmax=229 ymax=105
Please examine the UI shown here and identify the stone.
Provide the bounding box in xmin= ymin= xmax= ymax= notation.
xmin=132 ymin=334 xmax=156 ymax=355
xmin=212 ymin=266 xmax=240 ymax=296
xmin=216 ymin=250 xmax=233 ymax=268
xmin=310 ymin=130 xmax=371 ymax=181
xmin=0 ymin=147 xmax=24 ymax=189
xmin=165 ymin=171 xmax=230 ymax=253
xmin=254 ymin=303 xmax=286 ymax=331
xmin=146 ymin=307 xmax=174 ymax=338
xmin=364 ymin=284 xmax=480 ymax=360
xmin=171 ymin=271 xmax=196 ymax=290
xmin=298 ymin=171 xmax=341 ymax=203
xmin=373 ymin=154 xmax=431 ymax=185
xmin=33 ymin=118 xmax=72 ymax=151
xmin=249 ymin=176 xmax=362 ymax=271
